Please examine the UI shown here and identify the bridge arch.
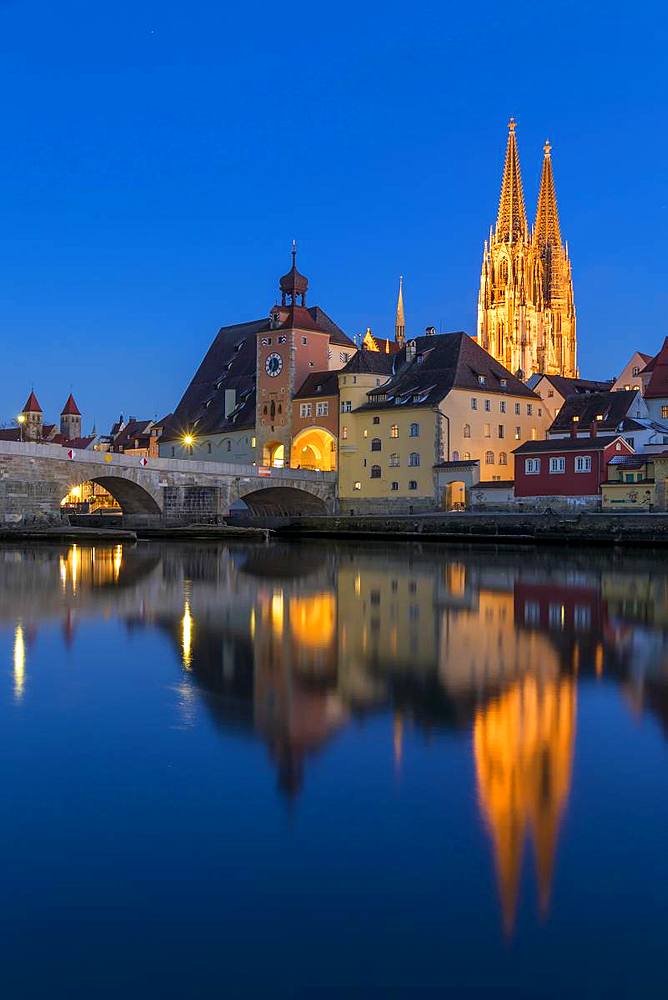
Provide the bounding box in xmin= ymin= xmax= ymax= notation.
xmin=61 ymin=475 xmax=162 ymax=517
xmin=237 ymin=486 xmax=328 ymax=516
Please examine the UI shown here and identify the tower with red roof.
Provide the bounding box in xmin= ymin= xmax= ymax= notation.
xmin=60 ymin=393 xmax=82 ymax=441
xmin=21 ymin=390 xmax=43 ymax=441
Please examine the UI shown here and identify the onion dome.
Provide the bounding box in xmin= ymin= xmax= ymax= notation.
xmin=279 ymin=240 xmax=308 ymax=306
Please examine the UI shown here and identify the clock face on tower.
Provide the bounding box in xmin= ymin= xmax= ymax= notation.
xmin=265 ymin=353 xmax=283 ymax=377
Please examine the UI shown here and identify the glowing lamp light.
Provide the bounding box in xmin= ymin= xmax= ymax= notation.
xmin=182 ymin=434 xmax=194 ymax=448
xmin=17 ymin=414 xmax=26 ymax=425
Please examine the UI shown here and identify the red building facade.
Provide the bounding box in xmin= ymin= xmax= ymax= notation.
xmin=513 ymin=434 xmax=633 ymax=498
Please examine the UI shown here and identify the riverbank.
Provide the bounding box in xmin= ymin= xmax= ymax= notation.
xmin=0 ymin=523 xmax=271 ymax=543
xmin=274 ymin=511 xmax=668 ymax=547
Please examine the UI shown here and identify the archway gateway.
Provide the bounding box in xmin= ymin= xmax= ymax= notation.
xmin=290 ymin=427 xmax=337 ymax=472
xmin=263 ymin=442 xmax=285 ymax=469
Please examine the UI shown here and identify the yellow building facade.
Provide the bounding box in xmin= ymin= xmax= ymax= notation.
xmin=477 ymin=121 xmax=577 ymax=380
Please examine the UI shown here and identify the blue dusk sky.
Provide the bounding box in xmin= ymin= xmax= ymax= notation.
xmin=0 ymin=0 xmax=665 ymax=430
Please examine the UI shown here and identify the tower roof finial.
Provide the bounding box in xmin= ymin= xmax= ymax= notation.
xmin=534 ymin=138 xmax=561 ymax=250
xmin=279 ymin=241 xmax=308 ymax=306
xmin=544 ymin=138 xmax=552 ymax=156
xmin=508 ymin=117 xmax=516 ymax=133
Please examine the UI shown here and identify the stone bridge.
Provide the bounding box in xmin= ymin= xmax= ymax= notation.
xmin=0 ymin=440 xmax=337 ymax=525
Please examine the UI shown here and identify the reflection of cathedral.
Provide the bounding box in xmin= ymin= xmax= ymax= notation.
xmin=474 ymin=676 xmax=576 ymax=933
xmin=7 ymin=541 xmax=668 ymax=934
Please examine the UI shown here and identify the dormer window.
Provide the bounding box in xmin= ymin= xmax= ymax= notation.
xmin=499 ymin=378 xmax=507 ymax=388
xmin=478 ymin=375 xmax=486 ymax=385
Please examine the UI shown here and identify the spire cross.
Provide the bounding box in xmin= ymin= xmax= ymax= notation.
xmin=291 ymin=238 xmax=297 ymax=264
xmin=544 ymin=139 xmax=552 ymax=156
xmin=508 ymin=117 xmax=516 ymax=133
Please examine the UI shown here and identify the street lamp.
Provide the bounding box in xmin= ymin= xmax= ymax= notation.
xmin=182 ymin=433 xmax=194 ymax=453
xmin=17 ymin=414 xmax=25 ymax=443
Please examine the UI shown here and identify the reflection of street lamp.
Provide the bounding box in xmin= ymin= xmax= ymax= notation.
xmin=17 ymin=414 xmax=26 ymax=442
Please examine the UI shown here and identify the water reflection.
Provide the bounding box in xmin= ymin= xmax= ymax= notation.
xmin=4 ymin=540 xmax=668 ymax=938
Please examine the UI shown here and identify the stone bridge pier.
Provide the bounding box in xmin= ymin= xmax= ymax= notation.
xmin=0 ymin=441 xmax=337 ymax=526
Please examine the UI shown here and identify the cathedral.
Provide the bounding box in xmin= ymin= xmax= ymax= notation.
xmin=477 ymin=120 xmax=577 ymax=380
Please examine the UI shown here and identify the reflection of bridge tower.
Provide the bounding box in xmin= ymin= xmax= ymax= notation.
xmin=473 ymin=675 xmax=576 ymax=934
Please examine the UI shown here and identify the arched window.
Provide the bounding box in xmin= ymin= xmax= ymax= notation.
xmin=226 ymin=440 xmax=232 ymax=452
xmin=452 ymin=450 xmax=460 ymax=461
xmin=485 ymin=450 xmax=494 ymax=465
xmin=463 ymin=451 xmax=471 ymax=460
xmin=409 ymin=452 xmax=420 ymax=467
xmin=409 ymin=423 xmax=420 ymax=438
xmin=499 ymin=451 xmax=507 ymax=466
xmin=371 ymin=438 xmax=381 ymax=452
xmin=370 ymin=465 xmax=381 ymax=479
xmin=390 ymin=424 xmax=399 ymax=439
xmin=463 ymin=424 xmax=471 ymax=438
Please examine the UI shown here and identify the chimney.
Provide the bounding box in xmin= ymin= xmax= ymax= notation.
xmin=590 ymin=419 xmax=598 ymax=439
xmin=425 ymin=325 xmax=436 ymax=337
xmin=570 ymin=416 xmax=580 ymax=439
xmin=224 ymin=388 xmax=237 ymax=418
xmin=406 ymin=340 xmax=417 ymax=363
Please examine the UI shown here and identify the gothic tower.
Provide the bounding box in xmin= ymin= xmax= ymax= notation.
xmin=395 ymin=275 xmax=405 ymax=347
xmin=60 ymin=393 xmax=82 ymax=440
xmin=477 ymin=121 xmax=577 ymax=379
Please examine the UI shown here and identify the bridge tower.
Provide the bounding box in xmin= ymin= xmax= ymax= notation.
xmin=256 ymin=244 xmax=331 ymax=469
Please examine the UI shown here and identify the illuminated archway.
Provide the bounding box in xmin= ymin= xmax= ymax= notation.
xmin=445 ymin=480 xmax=467 ymax=512
xmin=60 ymin=477 xmax=162 ymax=517
xmin=290 ymin=427 xmax=337 ymax=472
xmin=263 ymin=442 xmax=285 ymax=468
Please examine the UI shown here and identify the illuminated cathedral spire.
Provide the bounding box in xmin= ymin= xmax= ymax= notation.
xmin=495 ymin=118 xmax=528 ymax=244
xmin=533 ymin=140 xmax=562 ymax=249
xmin=395 ymin=275 xmax=405 ymax=346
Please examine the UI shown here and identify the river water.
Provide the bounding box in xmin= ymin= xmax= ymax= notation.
xmin=1 ymin=539 xmax=668 ymax=997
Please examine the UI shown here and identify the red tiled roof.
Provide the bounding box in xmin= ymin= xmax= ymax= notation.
xmin=22 ymin=390 xmax=42 ymax=413
xmin=61 ymin=393 xmax=81 ymax=416
xmin=643 ymin=337 xmax=668 ymax=399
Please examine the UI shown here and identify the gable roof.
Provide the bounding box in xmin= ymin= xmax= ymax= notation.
xmin=357 ymin=332 xmax=537 ymax=412
xmin=641 ymin=337 xmax=668 ymax=398
xmin=22 ymin=390 xmax=42 ymax=413
xmin=533 ymin=373 xmax=614 ymax=397
xmin=164 ymin=307 xmax=351 ymax=441
xmin=294 ymin=371 xmax=339 ymax=399
xmin=61 ymin=393 xmax=81 ymax=416
xmin=514 ymin=435 xmax=628 ymax=454
xmin=548 ymin=389 xmax=639 ymax=434
xmin=340 ymin=351 xmax=395 ymax=376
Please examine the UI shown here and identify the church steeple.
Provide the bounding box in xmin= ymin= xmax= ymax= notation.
xmin=533 ymin=140 xmax=562 ymax=249
xmin=495 ymin=118 xmax=528 ymax=243
xmin=395 ymin=275 xmax=405 ymax=346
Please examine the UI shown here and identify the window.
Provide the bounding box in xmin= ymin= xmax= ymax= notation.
xmin=500 ymin=401 xmax=507 ymax=413
xmin=353 ymin=481 xmax=362 ymax=491
xmin=524 ymin=601 xmax=540 ymax=625
xmin=531 ymin=428 xmax=537 ymax=440
xmin=225 ymin=440 xmax=231 ymax=452
xmin=500 ymin=378 xmax=507 ymax=388
xmin=485 ymin=450 xmax=494 ymax=464
xmin=342 ymin=426 xmax=348 ymax=440
xmin=514 ymin=403 xmax=521 ymax=415
xmin=372 ymin=416 xmax=380 ymax=425
xmin=625 ymin=437 xmax=634 ymax=449
xmin=340 ymin=352 xmax=349 ymax=363
xmin=549 ymin=457 xmax=566 ymax=474
xmin=300 ymin=403 xmax=312 ymax=418
xmin=525 ymin=458 xmax=541 ymax=474
xmin=498 ymin=425 xmax=505 ymax=439
xmin=171 ymin=446 xmax=175 ymax=457
xmin=370 ymin=465 xmax=381 ymax=478
xmin=471 ymin=398 xmax=478 ymax=410
xmin=341 ymin=400 xmax=352 ymax=413
xmin=574 ymin=605 xmax=591 ymax=630
xmin=538 ymin=408 xmax=542 ymax=417
xmin=463 ymin=423 xmax=471 ymax=438
xmin=363 ymin=429 xmax=368 ymax=438
xmin=409 ymin=452 xmax=420 ymax=467
xmin=409 ymin=423 xmax=420 ymax=437
xmin=371 ymin=438 xmax=382 ymax=451
xmin=527 ymin=404 xmax=533 ymax=416
xmin=484 ymin=423 xmax=491 ymax=437
xmin=391 ymin=481 xmax=399 ymax=491
xmin=463 ymin=451 xmax=471 ymax=460
xmin=547 ymin=389 xmax=554 ymax=398
xmin=316 ymin=401 xmax=329 ymax=417
xmin=478 ymin=374 xmax=486 ymax=385
xmin=632 ymin=366 xmax=641 ymax=377
xmin=251 ymin=437 xmax=256 ymax=448
xmin=484 ymin=399 xmax=491 ymax=412
xmin=390 ymin=424 xmax=399 ymax=438
xmin=492 ymin=475 xmax=501 ymax=481
xmin=302 ymin=336 xmax=308 ymax=345
xmin=389 ymin=453 xmax=400 ymax=467
xmin=575 ymin=455 xmax=592 ymax=473
xmin=662 ymin=406 xmax=668 ymax=419
xmin=499 ymin=452 xmax=507 ymax=465
xmin=515 ymin=426 xmax=521 ymax=440
xmin=408 ymin=480 xmax=418 ymax=490
xmin=549 ymin=603 xmax=565 ymax=629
